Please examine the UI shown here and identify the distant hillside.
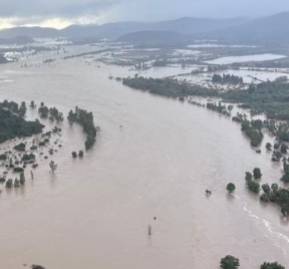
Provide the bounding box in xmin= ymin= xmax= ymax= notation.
xmin=0 ymin=27 xmax=59 ymax=39
xmin=62 ymin=22 xmax=148 ymax=40
xmin=1 ymin=12 xmax=289 ymax=45
xmin=0 ymin=17 xmax=246 ymax=42
xmin=63 ymin=17 xmax=246 ymax=41
xmin=150 ymin=17 xmax=246 ymax=35
xmin=118 ymin=12 xmax=289 ymax=46
xmin=203 ymin=11 xmax=289 ymax=44
xmin=118 ymin=31 xmax=188 ymax=47
xmin=0 ymin=36 xmax=34 ymax=45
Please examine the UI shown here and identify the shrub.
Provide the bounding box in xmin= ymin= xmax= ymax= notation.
xmin=220 ymin=255 xmax=240 ymax=269
xmin=226 ymin=183 xmax=236 ymax=193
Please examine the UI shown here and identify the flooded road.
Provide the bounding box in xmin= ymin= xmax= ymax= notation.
xmin=0 ymin=58 xmax=288 ymax=269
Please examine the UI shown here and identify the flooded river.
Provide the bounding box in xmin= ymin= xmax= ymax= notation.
xmin=0 ymin=58 xmax=288 ymax=269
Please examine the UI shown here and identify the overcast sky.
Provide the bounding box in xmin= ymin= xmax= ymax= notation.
xmin=0 ymin=0 xmax=289 ymax=29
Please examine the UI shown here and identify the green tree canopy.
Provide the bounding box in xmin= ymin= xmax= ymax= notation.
xmin=226 ymin=183 xmax=236 ymax=194
xmin=220 ymin=255 xmax=240 ymax=269
xmin=260 ymin=262 xmax=285 ymax=269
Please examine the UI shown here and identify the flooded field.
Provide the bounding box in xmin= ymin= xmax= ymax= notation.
xmin=0 ymin=52 xmax=288 ymax=269
xmin=220 ymin=69 xmax=289 ymax=83
xmin=205 ymin=53 xmax=287 ymax=65
xmin=176 ymin=68 xmax=289 ymax=88
xmin=187 ymin=44 xmax=257 ymax=49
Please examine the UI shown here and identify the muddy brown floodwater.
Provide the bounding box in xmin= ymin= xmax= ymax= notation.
xmin=0 ymin=58 xmax=288 ymax=269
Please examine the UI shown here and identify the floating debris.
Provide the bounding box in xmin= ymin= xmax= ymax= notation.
xmin=205 ymin=189 xmax=212 ymax=197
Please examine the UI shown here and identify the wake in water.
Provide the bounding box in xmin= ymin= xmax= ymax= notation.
xmin=235 ymin=194 xmax=289 ymax=257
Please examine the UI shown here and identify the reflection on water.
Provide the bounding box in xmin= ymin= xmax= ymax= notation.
xmin=0 ymin=58 xmax=288 ymax=268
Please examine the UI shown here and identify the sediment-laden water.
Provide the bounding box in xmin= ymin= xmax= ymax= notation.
xmin=0 ymin=58 xmax=287 ymax=269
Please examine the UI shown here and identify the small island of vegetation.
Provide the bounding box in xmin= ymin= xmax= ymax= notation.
xmin=212 ymin=74 xmax=243 ymax=85
xmin=68 ymin=107 xmax=100 ymax=151
xmin=219 ymin=255 xmax=285 ymax=269
xmin=122 ymin=76 xmax=216 ymax=99
xmin=0 ymin=100 xmax=100 ymax=192
xmin=0 ymin=100 xmax=44 ymax=143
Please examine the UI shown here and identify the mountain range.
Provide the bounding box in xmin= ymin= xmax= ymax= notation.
xmin=0 ymin=11 xmax=289 ymax=45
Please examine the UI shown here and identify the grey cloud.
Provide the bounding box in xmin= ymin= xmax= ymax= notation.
xmin=0 ymin=0 xmax=289 ymax=25
xmin=0 ymin=0 xmax=120 ymax=17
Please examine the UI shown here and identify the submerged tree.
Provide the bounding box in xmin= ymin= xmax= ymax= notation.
xmin=253 ymin=168 xmax=262 ymax=179
xmin=260 ymin=262 xmax=285 ymax=269
xmin=226 ymin=183 xmax=236 ymax=194
xmin=220 ymin=255 xmax=240 ymax=269
xmin=20 ymin=172 xmax=25 ymax=185
xmin=245 ymin=172 xmax=260 ymax=194
xmin=67 ymin=107 xmax=99 ymax=150
xmin=266 ymin=142 xmax=272 ymax=151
